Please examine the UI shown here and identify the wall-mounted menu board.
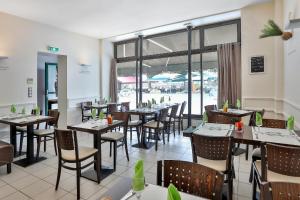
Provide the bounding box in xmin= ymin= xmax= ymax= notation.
xmin=250 ymin=56 xmax=264 ymax=73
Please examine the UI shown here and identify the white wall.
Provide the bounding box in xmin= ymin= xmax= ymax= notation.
xmin=283 ymin=0 xmax=300 ymax=127
xmin=0 ymin=11 xmax=100 ymax=126
xmin=99 ymin=39 xmax=114 ymax=99
xmin=241 ymin=1 xmax=284 ymax=114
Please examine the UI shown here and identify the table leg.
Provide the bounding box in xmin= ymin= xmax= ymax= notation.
xmin=132 ymin=115 xmax=155 ymax=149
xmin=10 ymin=125 xmax=17 ymax=157
xmin=14 ymin=124 xmax=46 ymax=167
xmin=81 ymin=133 xmax=114 ymax=182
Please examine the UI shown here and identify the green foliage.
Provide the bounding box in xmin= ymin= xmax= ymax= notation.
xmin=260 ymin=20 xmax=283 ymax=38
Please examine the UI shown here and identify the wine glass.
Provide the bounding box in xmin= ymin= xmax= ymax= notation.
xmin=132 ymin=177 xmax=145 ymax=199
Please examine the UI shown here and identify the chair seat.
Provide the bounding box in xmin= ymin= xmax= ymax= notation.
xmin=144 ymin=120 xmax=164 ymax=129
xmin=33 ymin=129 xmax=54 ymax=136
xmin=252 ymin=148 xmax=261 ymax=160
xmin=16 ymin=126 xmax=27 ymax=132
xmin=61 ymin=147 xmax=97 ymax=161
xmin=197 ymin=156 xmax=227 ymax=172
xmin=128 ymin=120 xmax=142 ymax=126
xmin=83 ymin=113 xmax=92 ymax=117
xmin=254 ymin=161 xmax=300 ymax=183
xmin=102 ymin=131 xmax=124 ymax=141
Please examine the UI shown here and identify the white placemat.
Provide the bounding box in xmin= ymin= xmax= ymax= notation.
xmin=74 ymin=119 xmax=108 ymax=129
xmin=121 ymin=184 xmax=205 ymax=200
xmin=252 ymin=127 xmax=300 ymax=146
xmin=10 ymin=115 xmax=49 ymax=123
xmin=226 ymin=109 xmax=251 ymax=115
xmin=193 ymin=123 xmax=233 ymax=137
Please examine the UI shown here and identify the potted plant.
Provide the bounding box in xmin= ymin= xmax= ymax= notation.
xmin=260 ymin=20 xmax=293 ymax=40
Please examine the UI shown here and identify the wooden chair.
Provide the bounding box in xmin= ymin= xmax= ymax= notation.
xmin=0 ymin=140 xmax=13 ymax=174
xmin=157 ymin=160 xmax=224 ymax=200
xmin=107 ymin=103 xmax=118 ymax=115
xmin=143 ymin=108 xmax=169 ymax=151
xmin=252 ymin=143 xmax=300 ymax=200
xmin=174 ymin=101 xmax=186 ymax=133
xmin=34 ymin=110 xmax=60 ymax=160
xmin=249 ymin=118 xmax=286 ymax=183
xmin=192 ymin=135 xmax=234 ymax=200
xmin=80 ymin=101 xmax=92 ymax=122
xmin=204 ymin=104 xmax=217 ymax=112
xmin=121 ymin=102 xmax=142 ymax=144
xmin=55 ymin=129 xmax=100 ymax=200
xmin=260 ymin=182 xmax=300 ymax=200
xmin=207 ymin=111 xmax=235 ymax=124
xmin=101 ymin=112 xmax=129 ymax=170
xmin=120 ymin=102 xmax=130 ymax=112
xmin=17 ymin=109 xmax=43 ymax=155
xmin=165 ymin=104 xmax=179 ymax=141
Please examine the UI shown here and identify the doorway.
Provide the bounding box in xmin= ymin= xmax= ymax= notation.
xmin=45 ymin=63 xmax=58 ymax=115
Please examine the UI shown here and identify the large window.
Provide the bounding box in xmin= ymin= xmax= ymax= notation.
xmin=114 ymin=19 xmax=240 ymax=120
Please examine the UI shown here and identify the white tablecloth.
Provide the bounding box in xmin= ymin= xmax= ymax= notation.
xmin=252 ymin=127 xmax=300 ymax=146
xmin=73 ymin=119 xmax=108 ymax=129
xmin=121 ymin=184 xmax=205 ymax=200
xmin=193 ymin=123 xmax=233 ymax=137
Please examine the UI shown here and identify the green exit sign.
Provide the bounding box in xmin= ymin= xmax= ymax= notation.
xmin=47 ymin=46 xmax=60 ymax=53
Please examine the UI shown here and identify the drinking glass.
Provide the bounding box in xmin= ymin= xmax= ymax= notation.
xmin=132 ymin=177 xmax=145 ymax=199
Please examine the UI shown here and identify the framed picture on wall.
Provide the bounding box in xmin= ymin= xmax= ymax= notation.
xmin=249 ymin=55 xmax=265 ymax=74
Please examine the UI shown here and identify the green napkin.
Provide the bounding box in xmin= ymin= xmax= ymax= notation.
xmin=132 ymin=160 xmax=144 ymax=191
xmin=34 ymin=106 xmax=40 ymax=116
xmin=91 ymin=108 xmax=97 ymax=119
xmin=10 ymin=104 xmax=16 ymax=113
xmin=287 ymin=116 xmax=295 ymax=131
xmin=223 ymin=100 xmax=228 ymax=110
xmin=256 ymin=112 xmax=262 ymax=126
xmin=167 ymin=184 xmax=181 ymax=200
xmin=203 ymin=111 xmax=208 ymax=123
xmin=21 ymin=107 xmax=26 ymax=115
xmin=236 ymin=99 xmax=241 ymax=109
xmin=99 ymin=111 xmax=105 ymax=120
xmin=160 ymin=96 xmax=164 ymax=104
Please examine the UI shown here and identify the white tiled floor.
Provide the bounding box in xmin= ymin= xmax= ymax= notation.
xmin=0 ymin=130 xmax=253 ymax=200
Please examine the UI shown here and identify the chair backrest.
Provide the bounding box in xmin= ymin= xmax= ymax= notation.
xmin=179 ymin=101 xmax=187 ymax=116
xmin=260 ymin=182 xmax=300 ymax=200
xmin=207 ymin=111 xmax=234 ymax=124
xmin=111 ymin=112 xmax=129 ymax=136
xmin=47 ymin=109 xmax=60 ymax=127
xmin=262 ymin=119 xmax=286 ymax=129
xmin=107 ymin=103 xmax=118 ymax=114
xmin=249 ymin=109 xmax=265 ymax=126
xmin=205 ymin=105 xmax=217 ymax=112
xmin=261 ymin=143 xmax=300 ymax=179
xmin=120 ymin=102 xmax=130 ymax=112
xmin=80 ymin=101 xmax=92 ymax=111
xmin=158 ymin=108 xmax=169 ymax=123
xmin=55 ymin=129 xmax=79 ymax=161
xmin=192 ymin=135 xmax=232 ymax=171
xmin=170 ymin=104 xmax=179 ymax=119
xmin=31 ymin=109 xmax=43 ymax=115
xmin=157 ymin=160 xmax=224 ymax=200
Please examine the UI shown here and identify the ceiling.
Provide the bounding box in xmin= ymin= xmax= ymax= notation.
xmin=0 ymin=0 xmax=269 ymax=39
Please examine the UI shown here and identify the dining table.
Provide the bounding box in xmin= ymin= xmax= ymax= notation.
xmin=126 ymin=104 xmax=174 ymax=149
xmin=210 ymin=108 xmax=254 ymax=118
xmin=67 ymin=119 xmax=123 ymax=182
xmin=100 ymin=177 xmax=205 ymax=200
xmin=0 ymin=113 xmax=53 ymax=167
xmin=85 ymin=103 xmax=121 ymax=114
xmin=183 ymin=123 xmax=300 ymax=158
